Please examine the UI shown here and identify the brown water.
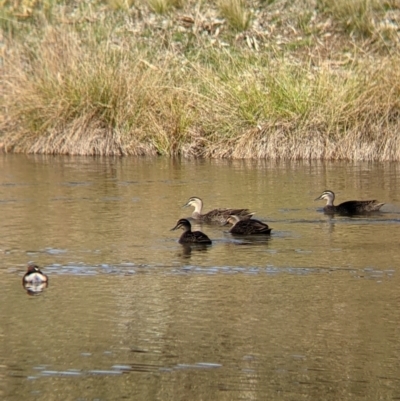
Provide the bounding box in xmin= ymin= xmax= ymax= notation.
xmin=1 ymin=154 xmax=400 ymax=401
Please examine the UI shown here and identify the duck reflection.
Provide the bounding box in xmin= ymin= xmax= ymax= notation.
xmin=178 ymin=243 xmax=210 ymax=259
xmin=23 ymin=281 xmax=49 ymax=295
xmin=226 ymin=236 xmax=272 ymax=246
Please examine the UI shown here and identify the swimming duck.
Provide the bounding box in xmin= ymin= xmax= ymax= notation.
xmin=23 ymin=263 xmax=49 ymax=283
xmin=315 ymin=190 xmax=384 ymax=214
xmin=225 ymin=215 xmax=272 ymax=235
xmin=171 ymin=218 xmax=212 ymax=244
xmin=183 ymin=196 xmax=253 ymax=224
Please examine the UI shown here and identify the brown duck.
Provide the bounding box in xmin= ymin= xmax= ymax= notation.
xmin=183 ymin=196 xmax=253 ymax=224
xmin=171 ymin=218 xmax=212 ymax=244
xmin=225 ymin=215 xmax=272 ymax=235
xmin=315 ymin=190 xmax=384 ymax=214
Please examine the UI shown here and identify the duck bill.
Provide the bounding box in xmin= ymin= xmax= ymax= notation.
xmin=314 ymin=195 xmax=323 ymax=201
xmin=170 ymin=224 xmax=179 ymax=231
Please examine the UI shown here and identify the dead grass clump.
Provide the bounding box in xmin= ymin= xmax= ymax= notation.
xmin=5 ymin=115 xmax=158 ymax=156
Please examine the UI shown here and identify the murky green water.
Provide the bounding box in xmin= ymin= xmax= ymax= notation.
xmin=1 ymin=154 xmax=400 ymax=400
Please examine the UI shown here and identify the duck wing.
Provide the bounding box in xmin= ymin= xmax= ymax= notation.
xmin=230 ymin=219 xmax=271 ymax=235
xmin=337 ymin=200 xmax=384 ymax=214
xmin=203 ymin=208 xmax=253 ymax=224
xmin=179 ymin=231 xmax=212 ymax=244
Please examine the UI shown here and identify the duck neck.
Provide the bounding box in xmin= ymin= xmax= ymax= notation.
xmin=192 ymin=200 xmax=203 ymax=216
xmin=325 ymin=197 xmax=334 ymax=207
xmin=229 ymin=216 xmax=240 ymax=227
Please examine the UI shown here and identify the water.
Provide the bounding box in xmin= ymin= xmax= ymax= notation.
xmin=1 ymin=154 xmax=400 ymax=400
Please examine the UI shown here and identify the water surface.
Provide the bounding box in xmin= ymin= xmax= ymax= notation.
xmin=1 ymin=155 xmax=400 ymax=400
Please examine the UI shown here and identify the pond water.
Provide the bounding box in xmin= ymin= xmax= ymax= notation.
xmin=1 ymin=154 xmax=400 ymax=401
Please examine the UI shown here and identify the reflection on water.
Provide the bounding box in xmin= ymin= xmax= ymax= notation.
xmin=1 ymin=155 xmax=400 ymax=401
xmin=177 ymin=243 xmax=211 ymax=259
xmin=22 ymin=281 xmax=49 ymax=296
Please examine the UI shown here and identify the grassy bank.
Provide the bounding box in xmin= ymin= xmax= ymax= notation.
xmin=1 ymin=0 xmax=400 ymax=159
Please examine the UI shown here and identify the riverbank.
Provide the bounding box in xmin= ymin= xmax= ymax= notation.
xmin=1 ymin=0 xmax=400 ymax=159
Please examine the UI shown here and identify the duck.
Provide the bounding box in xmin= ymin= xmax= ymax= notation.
xmin=183 ymin=196 xmax=253 ymax=224
xmin=225 ymin=215 xmax=272 ymax=235
xmin=315 ymin=190 xmax=384 ymax=214
xmin=23 ymin=263 xmax=49 ymax=283
xmin=171 ymin=218 xmax=212 ymax=244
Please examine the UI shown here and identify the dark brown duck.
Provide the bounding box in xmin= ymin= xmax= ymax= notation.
xmin=225 ymin=215 xmax=272 ymax=235
xmin=315 ymin=190 xmax=384 ymax=214
xmin=171 ymin=218 xmax=212 ymax=244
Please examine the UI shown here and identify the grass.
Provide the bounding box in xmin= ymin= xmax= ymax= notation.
xmin=146 ymin=0 xmax=174 ymax=14
xmin=218 ymin=0 xmax=252 ymax=31
xmin=1 ymin=0 xmax=400 ymax=159
xmin=317 ymin=0 xmax=391 ymax=37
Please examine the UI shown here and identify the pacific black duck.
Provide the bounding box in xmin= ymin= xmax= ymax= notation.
xmin=23 ymin=263 xmax=49 ymax=283
xmin=183 ymin=196 xmax=253 ymax=224
xmin=225 ymin=215 xmax=272 ymax=235
xmin=315 ymin=190 xmax=384 ymax=214
xmin=171 ymin=218 xmax=212 ymax=244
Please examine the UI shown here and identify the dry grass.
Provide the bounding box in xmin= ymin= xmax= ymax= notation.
xmin=106 ymin=0 xmax=135 ymax=11
xmin=317 ymin=0 xmax=393 ymax=37
xmin=145 ymin=0 xmax=186 ymax=13
xmin=1 ymin=26 xmax=198 ymax=155
xmin=1 ymin=0 xmax=400 ymax=159
xmin=218 ymin=0 xmax=252 ymax=31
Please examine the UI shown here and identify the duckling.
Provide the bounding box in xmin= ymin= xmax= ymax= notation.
xmin=23 ymin=263 xmax=48 ymax=284
xmin=171 ymin=218 xmax=212 ymax=244
xmin=225 ymin=215 xmax=272 ymax=235
xmin=315 ymin=190 xmax=384 ymax=214
xmin=183 ymin=196 xmax=253 ymax=224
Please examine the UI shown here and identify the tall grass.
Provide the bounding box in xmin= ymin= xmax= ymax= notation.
xmin=1 ymin=24 xmax=201 ymax=155
xmin=1 ymin=0 xmax=400 ymax=159
xmin=217 ymin=0 xmax=252 ymax=31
